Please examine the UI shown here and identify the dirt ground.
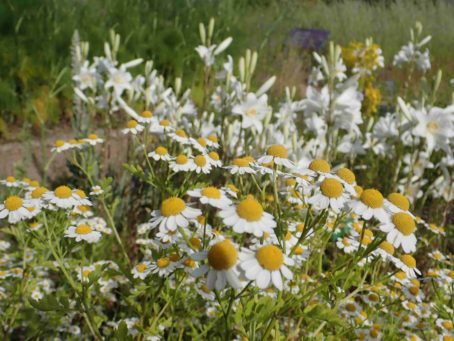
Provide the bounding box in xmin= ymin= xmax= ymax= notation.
xmin=0 ymin=128 xmax=129 ymax=182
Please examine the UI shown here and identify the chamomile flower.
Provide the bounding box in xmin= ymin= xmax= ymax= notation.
xmin=385 ymin=192 xmax=412 ymax=214
xmin=136 ymin=110 xmax=156 ymax=124
xmin=373 ymin=241 xmax=397 ymax=262
xmin=206 ymin=134 xmax=220 ymax=148
xmin=122 ymin=120 xmax=144 ymax=135
xmin=0 ymin=196 xmax=32 ymax=223
xmin=436 ymin=319 xmax=453 ymax=332
xmin=240 ymin=244 xmax=294 ymax=290
xmin=206 ymin=151 xmax=222 ymax=168
xmin=169 ymin=129 xmax=190 ymax=144
xmin=219 ymin=195 xmax=276 ymax=237
xmin=350 ymin=188 xmax=389 ymax=222
xmin=84 ymin=134 xmax=104 ymax=146
xmin=187 ymin=186 xmax=232 ymax=209
xmin=65 ymin=223 xmax=102 ymax=243
xmin=74 ymin=189 xmax=92 ymax=206
xmin=43 ymin=185 xmax=79 ymax=209
xmin=308 ymin=159 xmax=331 ymax=175
xmin=258 ymin=144 xmax=294 ymax=168
xmin=169 ymin=154 xmax=195 ymax=173
xmin=90 ymin=185 xmax=104 ymax=196
xmin=76 ymin=265 xmax=96 ymax=282
xmin=149 ymin=197 xmax=201 ymax=232
xmin=395 ymin=254 xmax=421 ymax=278
xmin=336 ymin=237 xmax=359 ymax=253
xmin=193 ymin=155 xmax=212 ymax=174
xmin=191 ymin=239 xmax=242 ymax=290
xmin=379 ymin=212 xmax=417 ymax=253
xmin=51 ymin=140 xmax=70 ymax=153
xmin=225 ymin=157 xmax=256 ymax=174
xmin=150 ymin=119 xmax=174 ymax=134
xmin=132 ymin=262 xmax=152 ymax=279
xmin=148 ymin=146 xmax=172 ymax=161
xmin=150 ymin=258 xmax=177 ymax=277
xmin=428 ymin=250 xmax=446 ymax=262
xmin=308 ymin=177 xmax=349 ymax=213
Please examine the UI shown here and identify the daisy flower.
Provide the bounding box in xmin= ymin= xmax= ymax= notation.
xmin=308 ymin=177 xmax=349 ymax=213
xmin=258 ymin=144 xmax=294 ymax=168
xmin=219 ymin=195 xmax=276 ymax=237
xmin=0 ymin=176 xmax=21 ymax=188
xmin=84 ymin=134 xmax=104 ymax=146
xmin=385 ymin=192 xmax=411 ymax=214
xmin=193 ymin=155 xmax=212 ymax=174
xmin=132 ymin=261 xmax=152 ymax=279
xmin=43 ymin=185 xmax=79 ymax=209
xmin=350 ymin=188 xmax=389 ymax=222
xmin=240 ymin=244 xmax=294 ymax=290
xmin=65 ymin=223 xmax=102 ymax=243
xmin=148 ymin=146 xmax=172 ymax=161
xmin=206 ymin=151 xmax=222 ymax=168
xmin=395 ymin=254 xmax=421 ymax=278
xmin=149 ymin=119 xmax=174 ymax=134
xmin=428 ymin=250 xmax=447 ymax=262
xmin=336 ymin=237 xmax=359 ymax=254
xmin=335 ymin=167 xmax=357 ymax=186
xmin=51 ymin=140 xmax=70 ymax=153
xmin=379 ymin=212 xmax=417 ymax=253
xmin=74 ymin=189 xmax=92 ymax=206
xmin=149 ymin=258 xmax=177 ymax=277
xmin=76 ymin=265 xmax=96 ymax=282
xmin=225 ymin=157 xmax=256 ymax=175
xmin=149 ymin=197 xmax=201 ymax=232
xmin=373 ymin=241 xmax=397 ymax=262
xmin=90 ymin=185 xmax=104 ymax=196
xmin=308 ymin=159 xmax=331 ymax=174
xmin=169 ymin=129 xmax=190 ymax=145
xmin=0 ymin=196 xmax=32 ymax=223
xmin=191 ymin=239 xmax=242 ymax=290
xmin=136 ymin=110 xmax=156 ymax=125
xmin=206 ymin=134 xmax=220 ymax=149
xmin=187 ymin=187 xmax=232 ymax=209
xmin=122 ymin=120 xmax=144 ymax=135
xmin=169 ymin=154 xmax=195 ymax=173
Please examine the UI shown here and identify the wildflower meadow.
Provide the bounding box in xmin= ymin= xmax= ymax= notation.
xmin=0 ymin=9 xmax=453 ymax=341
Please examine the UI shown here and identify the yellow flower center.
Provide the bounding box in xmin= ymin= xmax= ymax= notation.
xmin=284 ymin=231 xmax=293 ymax=241
xmin=54 ymin=140 xmax=65 ymax=148
xmin=360 ymin=189 xmax=384 ymax=208
xmin=354 ymin=185 xmax=363 ymax=196
xmin=88 ymin=134 xmax=98 ymax=140
xmin=31 ymin=187 xmax=48 ymax=199
xmin=442 ymin=321 xmax=453 ymax=330
xmin=175 ymin=129 xmax=187 ymax=138
xmin=169 ymin=253 xmax=180 ymax=262
xmin=368 ymin=293 xmax=379 ymax=302
xmin=395 ymin=271 xmax=407 ymax=280
xmin=160 ymin=197 xmax=186 ymax=217
xmin=175 ymin=154 xmax=188 ymax=165
xmin=309 ymin=159 xmax=331 ymax=173
xmin=207 ymin=240 xmax=237 ymax=270
xmin=29 ymin=180 xmax=39 ymax=187
xmin=266 ymin=144 xmax=288 ymax=159
xmin=5 ymin=196 xmax=23 ymax=211
xmin=157 ymin=258 xmax=170 ymax=268
xmin=75 ymin=189 xmax=87 ymax=199
xmin=159 ymin=119 xmax=170 ymax=127
xmin=77 ymin=205 xmax=90 ymax=212
xmin=54 ymin=186 xmax=73 ymax=199
xmin=196 ymin=215 xmax=206 ymax=225
xmin=286 ymin=178 xmax=296 ymax=187
xmin=155 ymin=146 xmax=168 ymax=156
xmin=200 ymin=284 xmax=211 ymax=294
xmin=184 ymin=258 xmax=196 ymax=268
xmin=296 ymin=223 xmax=305 ymax=232
xmin=127 ymin=120 xmax=138 ymax=128
xmin=320 ymin=178 xmax=344 ymax=198
xmin=388 ymin=192 xmax=410 ymax=211
xmin=379 ymin=241 xmax=395 ymax=255
xmin=6 ymin=176 xmax=16 ymax=183
xmin=233 ymin=158 xmax=250 ymax=167
xmin=189 ymin=237 xmax=202 ymax=250
xmin=426 ymin=121 xmax=439 ymax=133
xmin=75 ymin=224 xmax=93 ymax=235
xmin=400 ymin=255 xmax=416 ymax=268
xmin=345 ymin=303 xmax=357 ymax=312
xmin=407 ymin=302 xmax=417 ymax=310
xmin=208 ymin=151 xmax=220 ymax=161
xmin=294 ymin=246 xmax=304 ymax=255
xmin=409 ymin=286 xmax=419 ymax=296
xmin=136 ymin=263 xmax=147 ymax=273
xmin=208 ymin=134 xmax=218 ymax=143
xmin=196 ymin=137 xmax=207 ymax=147
xmin=255 ymin=245 xmax=284 ymax=271
xmin=227 ymin=184 xmax=239 ymax=193
xmin=82 ymin=269 xmax=92 ymax=278
xmin=342 ymin=238 xmax=350 ymax=246
xmin=202 ymin=187 xmax=221 ymax=199
xmin=141 ymin=110 xmax=153 ymax=118
xmin=246 ymin=107 xmax=257 ymax=117
xmin=392 ymin=213 xmax=415 ymax=236
xmin=336 ymin=168 xmax=356 ymax=184
xmin=236 ymin=195 xmax=264 ymax=222
xmin=194 ymin=155 xmax=207 ymax=167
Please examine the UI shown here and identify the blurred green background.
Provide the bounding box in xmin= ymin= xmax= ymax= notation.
xmin=1 ymin=0 xmax=454 ymax=137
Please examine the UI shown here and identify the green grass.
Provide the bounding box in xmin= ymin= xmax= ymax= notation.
xmin=1 ymin=0 xmax=454 ymax=135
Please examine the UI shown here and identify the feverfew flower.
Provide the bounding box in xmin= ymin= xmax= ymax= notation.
xmin=65 ymin=223 xmax=102 ymax=243
xmin=150 ymin=197 xmax=201 ymax=232
xmin=0 ymin=196 xmax=33 ymax=223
